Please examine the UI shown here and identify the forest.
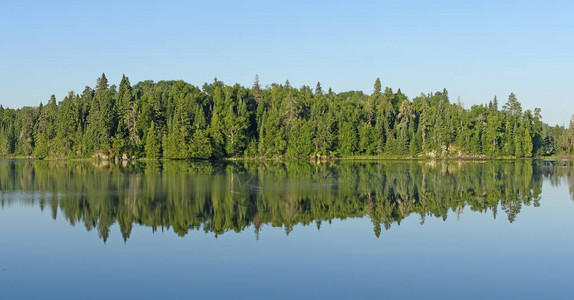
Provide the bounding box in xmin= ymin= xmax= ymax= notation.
xmin=3 ymin=159 xmax=571 ymax=242
xmin=1 ymin=74 xmax=573 ymax=159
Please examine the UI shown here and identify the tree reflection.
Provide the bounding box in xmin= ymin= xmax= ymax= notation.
xmin=0 ymin=159 xmax=572 ymax=242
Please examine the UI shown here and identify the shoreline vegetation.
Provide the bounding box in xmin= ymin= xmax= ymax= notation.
xmin=0 ymin=156 xmax=574 ymax=167
xmin=4 ymin=154 xmax=574 ymax=163
xmin=1 ymin=74 xmax=574 ymax=161
xmin=3 ymin=151 xmax=574 ymax=161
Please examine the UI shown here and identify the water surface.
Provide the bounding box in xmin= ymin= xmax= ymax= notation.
xmin=1 ymin=159 xmax=574 ymax=299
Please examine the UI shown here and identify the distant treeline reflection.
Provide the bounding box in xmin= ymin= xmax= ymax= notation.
xmin=1 ymin=160 xmax=573 ymax=242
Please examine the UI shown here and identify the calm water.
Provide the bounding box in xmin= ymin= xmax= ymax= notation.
xmin=1 ymin=159 xmax=574 ymax=299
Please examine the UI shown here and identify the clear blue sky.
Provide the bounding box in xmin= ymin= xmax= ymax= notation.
xmin=1 ymin=0 xmax=572 ymax=125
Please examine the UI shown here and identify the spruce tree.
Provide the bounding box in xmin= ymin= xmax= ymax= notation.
xmin=338 ymin=122 xmax=358 ymax=155
xmin=145 ymin=121 xmax=162 ymax=158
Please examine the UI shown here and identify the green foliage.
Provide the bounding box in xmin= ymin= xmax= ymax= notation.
xmin=338 ymin=121 xmax=358 ymax=155
xmin=0 ymin=75 xmax=570 ymax=159
xmin=0 ymin=123 xmax=15 ymax=156
xmin=260 ymin=107 xmax=286 ymax=157
xmin=359 ymin=125 xmax=377 ymax=155
xmin=189 ymin=129 xmax=213 ymax=159
xmin=485 ymin=114 xmax=501 ymax=156
xmin=145 ymin=121 xmax=162 ymax=159
xmin=286 ymin=119 xmax=315 ymax=158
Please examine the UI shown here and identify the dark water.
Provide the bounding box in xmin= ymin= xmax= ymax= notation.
xmin=1 ymin=159 xmax=574 ymax=299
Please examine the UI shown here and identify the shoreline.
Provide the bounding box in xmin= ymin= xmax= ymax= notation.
xmin=2 ymin=155 xmax=573 ymax=162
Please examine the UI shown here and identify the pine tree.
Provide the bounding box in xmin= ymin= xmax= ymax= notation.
xmin=314 ymin=114 xmax=334 ymax=155
xmin=315 ymin=82 xmax=323 ymax=96
xmin=420 ymin=97 xmax=432 ymax=152
xmin=0 ymin=124 xmax=14 ymax=156
xmin=281 ymin=89 xmax=299 ymax=127
xmin=208 ymin=86 xmax=226 ymax=157
xmin=53 ymin=91 xmax=79 ymax=157
xmin=397 ymin=100 xmax=414 ymax=131
xmin=359 ymin=124 xmax=377 ymax=155
xmin=366 ymin=78 xmax=382 ymax=126
xmin=96 ymin=73 xmax=116 ymax=147
xmin=16 ymin=107 xmax=37 ymax=156
xmin=338 ymin=121 xmax=358 ymax=155
xmin=33 ymin=95 xmax=57 ymax=158
xmin=286 ymin=119 xmax=315 ymax=158
xmin=223 ymin=95 xmax=249 ymax=157
xmin=531 ymin=108 xmax=544 ymax=156
xmin=252 ymin=75 xmax=262 ymax=104
xmin=189 ymin=129 xmax=212 ymax=159
xmin=144 ymin=121 xmax=162 ymax=158
xmin=519 ymin=126 xmax=533 ymax=157
xmin=376 ymin=89 xmax=395 ymax=153
xmin=116 ymin=75 xmax=140 ymax=154
xmin=503 ymin=93 xmax=522 ymax=116
xmin=0 ymin=74 xmax=568 ymax=160
xmin=84 ymin=73 xmax=116 ymax=154
xmin=485 ymin=114 xmax=501 ymax=156
xmin=409 ymin=127 xmax=422 ymax=155
xmin=261 ymin=107 xmax=286 ymax=157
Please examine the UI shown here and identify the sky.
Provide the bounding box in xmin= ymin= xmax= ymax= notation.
xmin=0 ymin=0 xmax=572 ymax=125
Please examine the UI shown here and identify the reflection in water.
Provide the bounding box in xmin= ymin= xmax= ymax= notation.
xmin=0 ymin=159 xmax=573 ymax=242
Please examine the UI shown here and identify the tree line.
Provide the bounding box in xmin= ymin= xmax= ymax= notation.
xmin=2 ymin=159 xmax=569 ymax=242
xmin=1 ymin=74 xmax=574 ymax=159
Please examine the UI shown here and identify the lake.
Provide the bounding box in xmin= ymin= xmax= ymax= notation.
xmin=1 ymin=159 xmax=574 ymax=299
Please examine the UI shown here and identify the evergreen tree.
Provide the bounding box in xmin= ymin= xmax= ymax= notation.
xmin=418 ymin=95 xmax=431 ymax=151
xmin=261 ymin=107 xmax=286 ymax=157
xmin=0 ymin=74 xmax=570 ymax=160
xmin=252 ymin=75 xmax=262 ymax=104
xmin=0 ymin=123 xmax=15 ymax=156
xmin=145 ymin=121 xmax=162 ymax=158
xmin=359 ymin=124 xmax=377 ymax=155
xmin=189 ymin=129 xmax=213 ymax=159
xmin=338 ymin=122 xmax=358 ymax=155
xmin=531 ymin=108 xmax=544 ymax=156
xmin=485 ymin=114 xmax=501 ymax=156
xmin=116 ymin=75 xmax=140 ymax=154
xmin=522 ymin=127 xmax=533 ymax=157
xmin=16 ymin=107 xmax=37 ymax=156
xmin=366 ymin=78 xmax=382 ymax=126
xmin=286 ymin=119 xmax=315 ymax=158
xmin=223 ymin=93 xmax=249 ymax=157
xmin=281 ymin=88 xmax=299 ymax=127
xmin=97 ymin=73 xmax=116 ymax=147
xmin=315 ymin=82 xmax=323 ymax=96
xmin=53 ymin=91 xmax=79 ymax=157
xmin=33 ymin=95 xmax=57 ymax=158
xmin=208 ymin=86 xmax=226 ymax=157
xmin=503 ymin=93 xmax=522 ymax=116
